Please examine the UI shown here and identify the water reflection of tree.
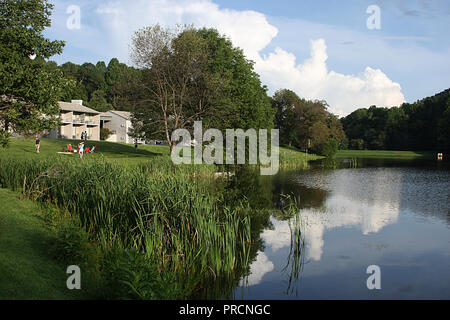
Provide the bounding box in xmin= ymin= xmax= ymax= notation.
xmin=194 ymin=167 xmax=329 ymax=298
xmin=320 ymin=157 xmax=338 ymax=170
xmin=190 ymin=167 xmax=274 ymax=299
xmin=223 ymin=167 xmax=275 ymax=210
xmin=225 ymin=167 xmax=328 ymax=298
xmin=271 ymin=171 xmax=328 ymax=209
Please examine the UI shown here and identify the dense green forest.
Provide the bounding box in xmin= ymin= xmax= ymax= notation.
xmin=55 ymin=58 xmax=141 ymax=112
xmin=341 ymin=89 xmax=450 ymax=152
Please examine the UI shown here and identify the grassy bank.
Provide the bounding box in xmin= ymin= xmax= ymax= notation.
xmin=0 ymin=153 xmax=251 ymax=299
xmin=336 ymin=150 xmax=434 ymax=159
xmin=279 ymin=146 xmax=323 ymax=168
xmin=0 ymin=188 xmax=98 ymax=299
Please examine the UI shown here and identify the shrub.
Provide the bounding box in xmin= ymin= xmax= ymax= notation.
xmin=0 ymin=129 xmax=10 ymax=148
xmin=349 ymin=138 xmax=365 ymax=150
xmin=318 ymin=138 xmax=338 ymax=158
xmin=102 ymin=248 xmax=186 ymax=299
xmin=50 ymin=215 xmax=97 ymax=268
xmin=100 ymin=128 xmax=113 ymax=140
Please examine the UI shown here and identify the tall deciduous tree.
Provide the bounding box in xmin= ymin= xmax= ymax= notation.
xmin=130 ymin=25 xmax=227 ymax=150
xmin=272 ymin=89 xmax=300 ymax=146
xmin=0 ymin=0 xmax=67 ymax=145
xmin=272 ymin=89 xmax=346 ymax=155
xmin=196 ymin=28 xmax=274 ymax=131
xmin=130 ymin=26 xmax=275 ymax=150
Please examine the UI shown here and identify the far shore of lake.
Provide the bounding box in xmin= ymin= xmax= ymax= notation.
xmin=336 ymin=150 xmax=435 ymax=159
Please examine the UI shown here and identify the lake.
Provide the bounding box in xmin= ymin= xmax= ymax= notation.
xmin=226 ymin=158 xmax=450 ymax=299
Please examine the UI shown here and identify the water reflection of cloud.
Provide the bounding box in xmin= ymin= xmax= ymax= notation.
xmin=260 ymin=218 xmax=292 ymax=251
xmin=260 ymin=195 xmax=400 ymax=264
xmin=259 ymin=194 xmax=400 ymax=264
xmin=301 ymin=194 xmax=400 ymax=260
xmin=240 ymin=251 xmax=274 ymax=286
xmin=243 ymin=169 xmax=403 ymax=285
xmin=295 ymin=169 xmax=402 ymax=260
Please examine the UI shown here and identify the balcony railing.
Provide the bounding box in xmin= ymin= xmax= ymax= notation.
xmin=72 ymin=117 xmax=85 ymax=124
xmin=60 ymin=115 xmax=99 ymax=126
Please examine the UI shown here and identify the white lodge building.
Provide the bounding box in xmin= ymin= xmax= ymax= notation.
xmin=47 ymin=100 xmax=100 ymax=140
xmin=100 ymin=110 xmax=136 ymax=144
xmin=45 ymin=102 xmax=140 ymax=144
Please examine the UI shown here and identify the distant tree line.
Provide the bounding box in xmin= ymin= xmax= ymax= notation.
xmin=54 ymin=58 xmax=142 ymax=112
xmin=341 ymin=89 xmax=450 ymax=152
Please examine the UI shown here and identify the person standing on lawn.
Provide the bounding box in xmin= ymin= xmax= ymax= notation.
xmin=35 ymin=135 xmax=40 ymax=154
xmin=78 ymin=141 xmax=85 ymax=159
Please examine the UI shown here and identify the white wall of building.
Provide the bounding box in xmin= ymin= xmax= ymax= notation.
xmin=102 ymin=111 xmax=134 ymax=144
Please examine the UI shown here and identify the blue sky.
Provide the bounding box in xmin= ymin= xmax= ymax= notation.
xmin=44 ymin=0 xmax=450 ymax=116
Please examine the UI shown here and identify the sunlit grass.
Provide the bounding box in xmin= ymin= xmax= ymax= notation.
xmin=336 ymin=150 xmax=434 ymax=158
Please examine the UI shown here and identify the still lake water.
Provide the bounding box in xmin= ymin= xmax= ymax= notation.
xmin=230 ymin=158 xmax=450 ymax=299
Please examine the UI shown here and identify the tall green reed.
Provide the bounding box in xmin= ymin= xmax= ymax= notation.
xmin=0 ymin=155 xmax=252 ymax=298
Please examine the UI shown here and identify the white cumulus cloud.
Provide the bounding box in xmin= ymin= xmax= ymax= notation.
xmin=93 ymin=0 xmax=405 ymax=116
xmin=254 ymin=39 xmax=405 ymax=116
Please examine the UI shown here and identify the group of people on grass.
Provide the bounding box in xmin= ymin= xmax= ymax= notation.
xmin=67 ymin=142 xmax=98 ymax=159
xmin=34 ymin=135 xmax=97 ymax=159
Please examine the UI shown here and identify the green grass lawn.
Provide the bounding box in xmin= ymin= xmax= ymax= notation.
xmin=0 ymin=137 xmax=170 ymax=161
xmin=336 ymin=149 xmax=434 ymax=159
xmin=0 ymin=137 xmax=320 ymax=165
xmin=279 ymin=145 xmax=323 ymax=166
xmin=3 ymin=138 xmax=434 ymax=168
xmin=0 ymin=188 xmax=95 ymax=299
